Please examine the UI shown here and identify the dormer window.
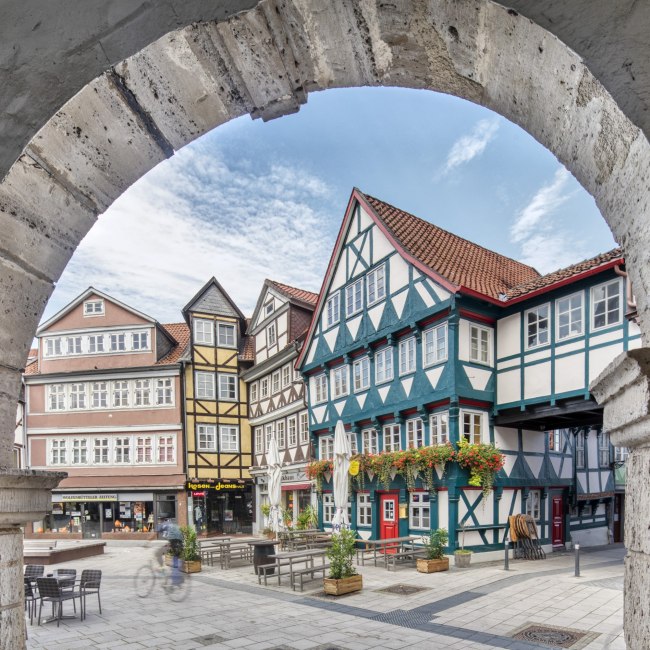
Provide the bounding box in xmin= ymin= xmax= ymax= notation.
xmin=84 ymin=299 xmax=104 ymax=316
xmin=265 ymin=300 xmax=274 ymax=317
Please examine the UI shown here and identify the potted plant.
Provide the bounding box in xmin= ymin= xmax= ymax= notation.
xmin=324 ymin=529 xmax=362 ymax=595
xmin=179 ymin=525 xmax=202 ymax=573
xmin=296 ymin=504 xmax=318 ymax=530
xmin=454 ymin=521 xmax=472 ymax=568
xmin=416 ymin=528 xmax=449 ymax=573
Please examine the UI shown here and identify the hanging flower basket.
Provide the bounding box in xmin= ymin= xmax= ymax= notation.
xmin=306 ymin=459 xmax=333 ymax=498
xmin=455 ymin=439 xmax=505 ymax=499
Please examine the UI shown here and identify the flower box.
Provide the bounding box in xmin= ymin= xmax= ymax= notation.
xmin=180 ymin=560 xmax=202 ymax=574
xmin=416 ymin=557 xmax=449 ymax=573
xmin=323 ymin=574 xmax=362 ymax=596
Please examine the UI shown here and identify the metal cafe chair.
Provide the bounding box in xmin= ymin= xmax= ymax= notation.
xmin=36 ymin=577 xmax=81 ymax=627
xmin=79 ymin=570 xmax=102 ymax=620
xmin=24 ymin=578 xmax=38 ymax=625
xmin=24 ymin=564 xmax=44 ymax=587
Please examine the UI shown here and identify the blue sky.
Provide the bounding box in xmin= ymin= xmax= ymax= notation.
xmin=45 ymin=87 xmax=616 ymax=324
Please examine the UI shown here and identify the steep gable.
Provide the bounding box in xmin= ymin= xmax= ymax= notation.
xmin=182 ymin=277 xmax=245 ymax=321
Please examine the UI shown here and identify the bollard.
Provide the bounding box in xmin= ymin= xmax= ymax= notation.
xmin=574 ymin=543 xmax=580 ymax=577
xmin=504 ymin=537 xmax=510 ymax=571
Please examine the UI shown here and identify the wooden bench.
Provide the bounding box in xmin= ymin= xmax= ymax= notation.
xmin=222 ymin=544 xmax=253 ymax=569
xmin=291 ymin=563 xmax=330 ymax=592
xmin=385 ymin=547 xmax=427 ymax=571
xmin=257 ymin=559 xmax=293 ymax=586
xmin=24 ymin=540 xmax=58 ymax=550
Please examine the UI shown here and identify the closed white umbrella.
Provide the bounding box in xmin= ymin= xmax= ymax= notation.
xmin=331 ymin=420 xmax=351 ymax=532
xmin=267 ymin=435 xmax=283 ymax=535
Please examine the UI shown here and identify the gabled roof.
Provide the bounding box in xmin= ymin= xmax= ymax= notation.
xmin=182 ymin=277 xmax=245 ymax=324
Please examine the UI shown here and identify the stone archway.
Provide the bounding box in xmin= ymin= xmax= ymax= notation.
xmin=1 ymin=1 xmax=649 ymax=648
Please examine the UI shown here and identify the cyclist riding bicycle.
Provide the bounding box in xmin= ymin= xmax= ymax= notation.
xmin=156 ymin=520 xmax=183 ymax=585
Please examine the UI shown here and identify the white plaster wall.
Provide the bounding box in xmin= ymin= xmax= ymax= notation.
xmin=371 ymin=223 xmax=395 ymax=263
xmin=522 ymin=429 xmax=546 ymax=454
xmin=494 ymin=426 xmax=518 ymax=453
xmin=438 ymin=491 xmax=449 ymax=531
xmin=497 ymin=368 xmax=520 ymax=404
xmin=555 ymin=352 xmax=585 ymax=394
xmin=571 ymin=526 xmax=609 ymax=547
xmin=524 ymin=361 xmax=552 ymax=399
xmin=458 ymin=319 xmax=470 ymax=363
xmin=497 ymin=313 xmax=520 ymax=359
xmin=389 ymin=256 xmax=409 ymax=295
xmin=590 ymin=330 xmax=622 ymax=347
xmin=358 ymin=205 xmax=373 ymax=231
xmin=589 ymin=343 xmax=625 ymax=382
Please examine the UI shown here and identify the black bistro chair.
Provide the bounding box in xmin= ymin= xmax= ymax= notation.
xmin=79 ymin=570 xmax=102 ymax=620
xmin=24 ymin=578 xmax=38 ymax=625
xmin=24 ymin=564 xmax=44 ymax=586
xmin=35 ymin=577 xmax=81 ymax=627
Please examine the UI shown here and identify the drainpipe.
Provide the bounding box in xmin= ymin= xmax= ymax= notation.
xmin=614 ymin=265 xmax=637 ymax=312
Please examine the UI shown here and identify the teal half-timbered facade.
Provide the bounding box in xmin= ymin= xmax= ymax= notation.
xmin=298 ymin=189 xmax=635 ymax=555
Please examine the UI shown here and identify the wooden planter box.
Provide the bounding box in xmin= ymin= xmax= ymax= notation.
xmin=323 ymin=574 xmax=362 ymax=596
xmin=165 ymin=556 xmax=202 ymax=573
xmin=416 ymin=557 xmax=449 ymax=573
xmin=454 ymin=551 xmax=472 ymax=568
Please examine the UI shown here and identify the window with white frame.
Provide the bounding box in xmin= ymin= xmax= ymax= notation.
xmin=348 ymin=431 xmax=358 ymax=455
xmin=48 ymin=384 xmax=65 ymax=411
xmin=158 ymin=435 xmax=175 ymax=463
xmin=556 ymin=292 xmax=583 ymax=340
xmin=319 ymin=436 xmax=334 ymax=460
xmin=72 ymin=438 xmax=88 ymax=464
xmin=331 ymin=365 xmax=349 ymax=398
xmin=357 ymin=493 xmax=372 ymax=526
xmin=410 ymin=492 xmax=430 ymax=529
xmin=323 ymin=494 xmax=335 ymax=524
xmin=353 ymin=356 xmax=370 ymax=392
xmin=282 ymin=365 xmax=290 ymax=388
xmin=254 ymin=427 xmax=263 ymax=454
xmin=197 ymin=424 xmax=217 ymax=452
xmin=155 ymin=378 xmax=173 ymax=405
xmin=265 ymin=300 xmax=274 ymax=316
xmin=383 ymin=423 xmax=401 ymax=452
xmin=69 ymin=383 xmax=86 ymax=410
xmin=345 ymin=279 xmax=363 ymax=317
xmin=362 ymin=428 xmax=378 ymax=454
xmin=135 ymin=436 xmax=153 ymax=463
xmin=250 ymin=382 xmax=258 ymax=402
xmin=326 ymin=293 xmax=340 ymax=327
xmin=112 ymin=380 xmax=129 ymax=407
xmin=131 ymin=331 xmax=149 ymax=351
xmin=313 ymin=374 xmax=328 ymax=404
xmin=260 ymin=378 xmax=269 ymax=399
xmin=592 ymin=279 xmax=622 ymax=330
xmin=272 ymin=371 xmax=280 ymax=394
xmin=93 ymin=437 xmax=109 ymax=464
xmin=599 ymin=431 xmax=611 ymax=467
xmin=66 ymin=336 xmax=82 ymax=355
xmin=88 ymin=334 xmax=104 ymax=353
xmin=114 ymin=436 xmax=131 ymax=463
xmin=299 ymin=411 xmax=309 ymax=444
xmin=526 ymin=490 xmax=541 ymax=521
xmin=194 ymin=318 xmax=214 ymax=345
xmin=84 ymin=299 xmax=104 ymax=316
xmin=399 ymin=337 xmax=416 ymax=375
xmin=220 ymin=426 xmax=239 ymax=452
xmin=91 ymin=382 xmax=108 ymax=408
xmin=462 ymin=411 xmax=483 ymax=444
xmin=406 ymin=418 xmax=424 ymax=448
xmin=548 ymin=430 xmax=562 ymax=452
xmin=267 ymin=322 xmax=277 ymax=347
xmin=218 ymin=374 xmax=237 ymax=400
xmin=217 ymin=322 xmax=236 ymax=347
xmin=50 ymin=439 xmax=67 ymax=465
xmin=430 ymin=412 xmax=449 ymax=445
xmin=469 ymin=324 xmax=491 ymax=364
xmin=367 ymin=264 xmax=386 ymax=305
xmin=276 ymin=420 xmax=286 ymax=449
xmin=375 ymin=347 xmax=393 ymax=384
xmin=109 ymin=333 xmax=126 ymax=352
xmin=195 ymin=372 xmax=215 ymax=399
xmin=44 ymin=337 xmax=63 ymax=357
xmin=576 ymin=430 xmax=586 ymax=468
xmin=134 ymin=379 xmax=151 ymax=406
xmin=423 ymin=322 xmax=447 ymax=366
xmin=526 ymin=304 xmax=550 ymax=349
xmin=264 ymin=424 xmax=274 ymax=451
xmin=615 ymin=446 xmax=629 ymax=463
xmin=288 ymin=417 xmax=297 ymax=447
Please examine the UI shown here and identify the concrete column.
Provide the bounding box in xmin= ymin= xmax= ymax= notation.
xmin=591 ymin=348 xmax=650 ymax=650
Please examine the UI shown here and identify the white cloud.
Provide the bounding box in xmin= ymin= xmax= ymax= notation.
xmin=46 ymin=144 xmax=335 ymax=323
xmin=438 ymin=118 xmax=499 ymax=178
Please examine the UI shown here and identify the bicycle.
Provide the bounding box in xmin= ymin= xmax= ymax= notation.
xmin=134 ymin=556 xmax=191 ymax=602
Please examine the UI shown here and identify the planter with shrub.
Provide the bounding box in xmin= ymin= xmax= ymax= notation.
xmin=323 ymin=529 xmax=362 ymax=596
xmin=416 ymin=528 xmax=449 ymax=573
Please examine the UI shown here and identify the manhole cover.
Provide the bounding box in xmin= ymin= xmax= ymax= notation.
xmin=192 ymin=633 xmax=226 ymax=646
xmin=511 ymin=624 xmax=596 ymax=648
xmin=376 ymin=584 xmax=429 ymax=595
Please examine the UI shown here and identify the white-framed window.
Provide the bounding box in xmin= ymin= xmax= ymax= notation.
xmin=331 ymin=365 xmax=349 ymax=398
xmin=250 ymin=382 xmax=258 ymax=402
xmin=254 ymin=427 xmax=263 ymax=454
xmin=599 ymin=431 xmax=611 ymax=467
xmin=362 ymin=428 xmax=378 ymax=454
xmin=155 ymin=378 xmax=173 ymax=405
xmin=69 ymin=383 xmax=86 ymax=410
xmin=265 ymin=300 xmax=274 ymax=317
xmin=353 ymin=356 xmax=370 ymax=392
xmin=88 ymin=334 xmax=104 ymax=353
xmin=525 ymin=304 xmax=550 ymax=349
xmin=158 ymin=435 xmax=175 ymax=463
xmin=260 ymin=378 xmax=269 ymax=399
xmin=526 ymin=490 xmax=541 ymax=521
xmin=592 ymin=279 xmax=622 ymax=330
xmin=282 ymin=365 xmax=291 ymax=388
xmin=217 ymin=322 xmax=236 ymax=347
xmin=50 ymin=439 xmax=67 ymax=465
xmin=276 ymin=420 xmax=286 ymax=449
xmin=91 ymin=382 xmax=108 ymax=408
xmin=84 ymin=299 xmax=104 ymax=316
xmin=326 ymin=293 xmax=340 ymax=328
xmin=348 ymin=432 xmax=358 ymax=455
xmin=367 ymin=264 xmax=386 ymax=306
xmin=134 ymin=379 xmax=151 ymax=406
xmin=194 ymin=318 xmax=214 ymax=345
xmin=264 ymin=424 xmax=274 ymax=452
xmin=323 ymin=493 xmax=335 ymax=524
xmin=430 ymin=412 xmax=449 ymax=445
xmin=319 ymin=436 xmax=334 ymax=460
xmin=48 ymin=384 xmax=66 ymax=411
xmin=375 ymin=347 xmax=393 ymax=384
xmin=615 ymin=446 xmax=629 ymax=463
xmin=218 ymin=374 xmax=238 ymax=400
xmin=423 ymin=322 xmax=448 ymax=366
xmin=410 ymin=492 xmax=430 ymax=529
xmin=195 ymin=372 xmax=215 ymax=399
xmin=383 ymin=423 xmax=401 ymax=452
xmin=197 ymin=424 xmax=217 ymax=452
xmin=469 ymin=324 xmax=491 ymax=365
xmin=93 ymin=437 xmax=110 ymax=464
xmin=358 ymin=493 xmax=372 ymax=526
xmin=556 ymin=292 xmax=583 ymax=340
xmin=576 ymin=430 xmax=586 ymax=469
xmin=383 ymin=499 xmax=395 ymax=522
xmin=267 ymin=322 xmax=277 ymax=347
xmin=399 ymin=337 xmax=416 ymax=375
xmin=293 ymin=367 xmax=301 ymax=383
xmin=272 ymin=371 xmax=281 ymax=394
xmin=462 ymin=411 xmax=483 ymax=444
xmin=548 ymin=430 xmax=562 ymax=452
xmin=72 ymin=438 xmax=88 ymax=465
xmin=135 ymin=436 xmax=153 ymax=463
xmin=132 ymin=331 xmax=149 ymax=351
xmin=113 ymin=380 xmax=129 ymax=407
xmin=220 ymin=426 xmax=239 ymax=452
xmin=66 ymin=336 xmax=82 ymax=355
xmin=109 ymin=333 xmax=126 ymax=352
xmin=299 ymin=411 xmax=309 ymax=444
xmin=288 ymin=417 xmax=298 ymax=448
xmin=44 ymin=337 xmax=63 ymax=357
xmin=313 ymin=374 xmax=328 ymax=404
xmin=114 ymin=436 xmax=131 ymax=463
xmin=406 ymin=418 xmax=424 ymax=448
xmin=345 ymin=279 xmax=363 ymax=317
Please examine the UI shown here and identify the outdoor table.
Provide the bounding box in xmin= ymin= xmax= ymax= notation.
xmin=41 ymin=570 xmax=80 ymax=624
xmin=268 ymin=548 xmax=327 ymax=586
xmin=247 ymin=539 xmax=281 ymax=575
xmin=358 ymin=536 xmax=419 ymax=566
xmin=220 ymin=538 xmax=258 ymax=569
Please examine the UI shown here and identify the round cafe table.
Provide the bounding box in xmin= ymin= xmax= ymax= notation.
xmin=247 ymin=539 xmax=281 ymax=575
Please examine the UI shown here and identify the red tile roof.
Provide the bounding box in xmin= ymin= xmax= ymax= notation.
xmin=268 ymin=280 xmax=319 ymax=307
xmin=362 ymin=192 xmax=541 ymax=300
xmin=155 ymin=323 xmax=190 ymax=365
xmin=24 ymin=359 xmax=38 ymax=375
xmin=505 ymin=248 xmax=623 ymax=300
xmin=239 ymin=334 xmax=255 ymax=361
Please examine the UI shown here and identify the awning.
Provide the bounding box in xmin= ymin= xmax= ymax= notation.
xmin=281 ymin=483 xmax=311 ymax=491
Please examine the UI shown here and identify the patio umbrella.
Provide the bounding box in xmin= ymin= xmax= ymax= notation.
xmin=267 ymin=434 xmax=283 ymax=535
xmin=331 ymin=420 xmax=351 ymax=532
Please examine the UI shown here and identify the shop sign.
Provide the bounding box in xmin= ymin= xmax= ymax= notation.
xmin=192 ymin=491 xmax=206 ymax=497
xmin=59 ymin=493 xmax=118 ymax=502
xmin=281 ymin=469 xmax=306 ymax=483
xmin=185 ymin=480 xmax=246 ymax=491
xmin=349 ymin=460 xmax=360 ymax=476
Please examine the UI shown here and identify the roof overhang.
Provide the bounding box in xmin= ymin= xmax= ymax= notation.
xmin=494 ymin=396 xmax=603 ymax=431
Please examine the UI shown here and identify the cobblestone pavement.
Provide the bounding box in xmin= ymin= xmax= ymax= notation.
xmin=26 ymin=542 xmax=625 ymax=650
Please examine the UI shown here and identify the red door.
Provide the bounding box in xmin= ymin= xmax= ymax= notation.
xmin=380 ymin=493 xmax=399 ymax=546
xmin=552 ymin=497 xmax=564 ymax=547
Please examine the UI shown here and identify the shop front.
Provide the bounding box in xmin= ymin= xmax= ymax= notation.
xmin=187 ymin=479 xmax=253 ymax=535
xmin=254 ymin=468 xmax=314 ymax=531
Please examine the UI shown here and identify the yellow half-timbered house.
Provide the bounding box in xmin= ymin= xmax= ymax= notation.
xmin=182 ymin=278 xmax=254 ymax=535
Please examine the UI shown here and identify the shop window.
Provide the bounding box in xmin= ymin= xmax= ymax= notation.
xmin=358 ymin=493 xmax=372 ymax=526
xmin=410 ymin=492 xmax=430 ymax=529
xmin=135 ymin=436 xmax=153 ymax=463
